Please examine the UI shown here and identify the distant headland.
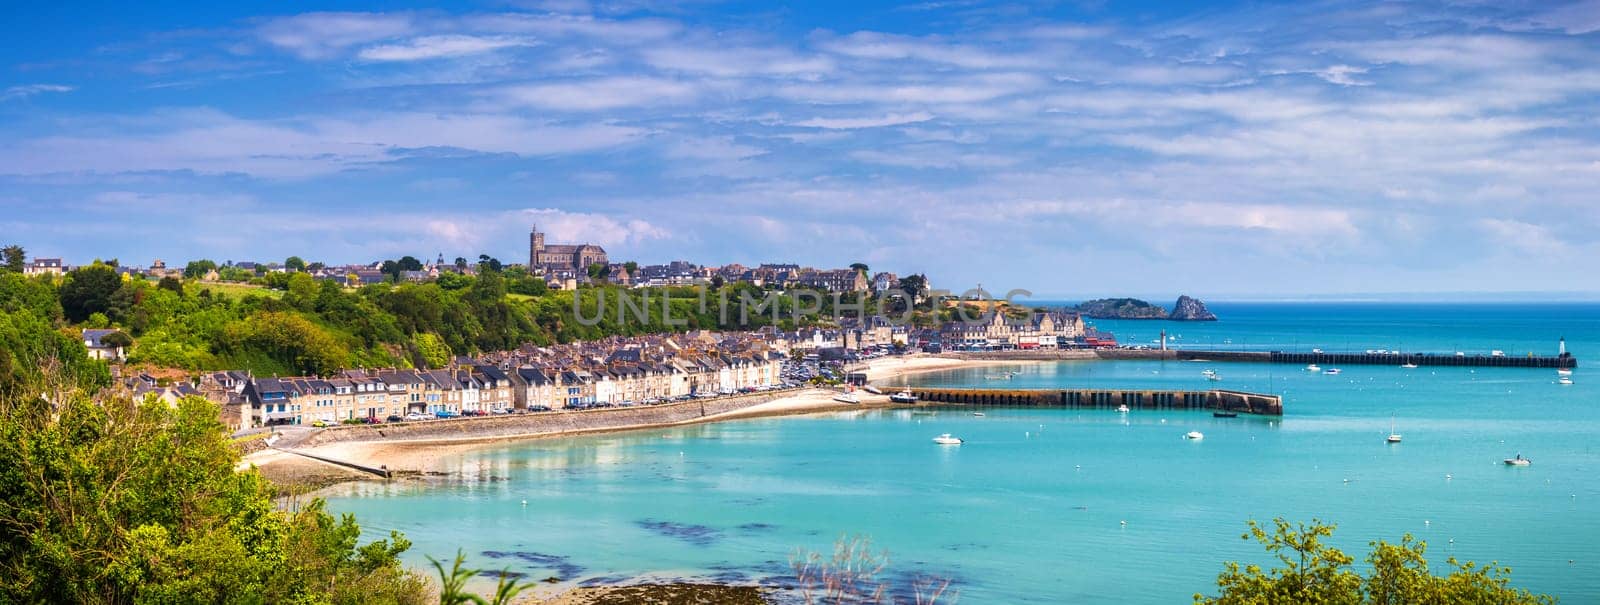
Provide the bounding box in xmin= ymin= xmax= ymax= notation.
xmin=1072 ymin=296 xmax=1218 ymax=321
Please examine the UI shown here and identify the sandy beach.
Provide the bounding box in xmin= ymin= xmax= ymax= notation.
xmin=243 ymin=355 xmax=1039 ymax=487
xmin=854 ymin=354 xmax=1040 ymax=383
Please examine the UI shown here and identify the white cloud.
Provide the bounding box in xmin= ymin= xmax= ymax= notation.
xmin=642 ymin=45 xmax=833 ymax=77
xmin=0 ymin=111 xmax=646 ymax=178
xmin=515 ymin=208 xmax=669 ymax=247
xmin=1 ymin=84 xmax=74 ymax=101
xmin=257 ymin=12 xmax=414 ymax=59
xmin=793 ymin=111 xmax=935 ymax=129
xmin=816 ymin=31 xmax=1040 ymax=69
xmin=496 ymin=76 xmax=700 ymax=110
xmin=358 ymin=35 xmax=537 ymax=61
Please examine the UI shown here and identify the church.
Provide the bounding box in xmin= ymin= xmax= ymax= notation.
xmin=529 ymin=225 xmax=608 ymax=276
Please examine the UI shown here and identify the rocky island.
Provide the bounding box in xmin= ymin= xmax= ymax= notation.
xmin=1169 ymin=295 xmax=1218 ymax=321
xmin=1072 ymin=296 xmax=1218 ymax=321
xmin=1073 ymin=298 xmax=1169 ymax=319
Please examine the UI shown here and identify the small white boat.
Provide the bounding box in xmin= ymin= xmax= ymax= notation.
xmin=1185 ymin=431 xmax=1204 ymax=440
xmin=1558 ymin=376 xmax=1573 ymax=385
xmin=1401 ymin=363 xmax=1419 ymax=369
xmin=863 ymin=385 xmax=884 ymax=395
xmin=1311 ymin=348 xmax=1323 ymax=354
xmin=1116 ymin=404 xmax=1130 ymax=413
xmin=1386 ymin=415 xmax=1402 ymax=443
xmin=890 ymin=389 xmax=918 ymax=403
xmin=833 ymin=392 xmax=860 ymax=404
xmin=1306 ymin=364 xmax=1322 ymax=372
xmin=1201 ymin=369 xmax=1216 ymax=376
xmin=1557 ymin=368 xmax=1573 ymax=376
xmin=1504 ymin=454 xmax=1531 ymax=466
xmin=972 ymin=412 xmax=985 ymax=417
xmin=933 ymin=433 xmax=963 ymax=445
xmin=1323 ymin=368 xmax=1342 ymax=375
xmin=1207 ymin=374 xmax=1223 ymax=382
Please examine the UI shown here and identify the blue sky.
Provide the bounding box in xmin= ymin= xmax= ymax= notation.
xmin=2 ymin=0 xmax=1598 ymax=298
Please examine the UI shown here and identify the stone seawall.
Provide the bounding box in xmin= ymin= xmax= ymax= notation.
xmin=296 ymin=390 xmax=800 ymax=448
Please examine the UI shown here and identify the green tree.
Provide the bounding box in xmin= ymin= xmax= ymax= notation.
xmin=185 ymin=259 xmax=219 ymax=279
xmin=397 ymin=256 xmax=423 ymax=272
xmin=0 ymin=389 xmax=428 ymax=604
xmin=1 ymin=245 xmax=24 ymax=273
xmin=1197 ymin=518 xmax=1554 ymax=605
xmin=59 ymin=262 xmax=123 ymax=323
xmin=477 ymin=255 xmax=502 ymax=273
xmin=454 ymin=257 xmax=469 ymax=270
xmin=412 ymin=332 xmax=452 ymax=369
xmin=286 ymin=256 xmax=307 ymax=272
xmin=587 ymin=262 xmax=610 ymax=281
xmin=624 ymin=261 xmax=639 ymax=275
xmin=850 ymin=262 xmax=869 ymax=276
xmin=158 ymin=275 xmax=184 ymax=295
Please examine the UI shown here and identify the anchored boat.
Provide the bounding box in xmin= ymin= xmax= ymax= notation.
xmin=1504 ymin=454 xmax=1531 ymax=466
xmin=890 ymin=389 xmax=918 ymax=404
xmin=933 ymin=433 xmax=964 ymax=445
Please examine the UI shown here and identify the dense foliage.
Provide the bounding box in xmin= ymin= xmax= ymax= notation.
xmin=0 ymin=386 xmax=428 ymax=604
xmin=1197 ymin=518 xmax=1555 ymax=604
xmin=0 ymin=255 xmax=938 ymax=377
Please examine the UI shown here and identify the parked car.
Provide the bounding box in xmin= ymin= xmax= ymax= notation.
xmin=491 ymin=408 xmax=510 ymax=414
xmin=311 ymin=419 xmax=331 ymax=428
xmin=435 ymin=410 xmax=460 ymax=419
xmin=404 ymin=412 xmax=429 ymax=421
xmin=387 ymin=414 xmax=404 ymax=423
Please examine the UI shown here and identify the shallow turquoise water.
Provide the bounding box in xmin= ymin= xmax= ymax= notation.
xmin=322 ymin=304 xmax=1600 ymax=602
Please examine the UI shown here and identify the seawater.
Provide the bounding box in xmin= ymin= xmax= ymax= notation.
xmin=321 ymin=303 xmax=1600 ymax=603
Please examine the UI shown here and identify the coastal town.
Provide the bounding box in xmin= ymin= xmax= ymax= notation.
xmin=8 ymin=229 xmax=1114 ymax=431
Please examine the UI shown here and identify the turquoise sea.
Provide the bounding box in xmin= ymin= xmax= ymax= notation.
xmin=321 ymin=303 xmax=1600 ymax=603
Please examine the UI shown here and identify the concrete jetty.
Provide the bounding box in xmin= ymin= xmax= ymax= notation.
xmin=909 ymin=387 xmax=1282 ymax=415
xmin=1174 ymin=350 xmax=1576 ymax=369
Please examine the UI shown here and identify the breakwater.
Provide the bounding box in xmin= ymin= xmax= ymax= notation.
xmin=910 ymin=387 xmax=1282 ymax=415
xmin=945 ymin=349 xmax=1576 ymax=369
xmin=1173 ymin=350 xmax=1576 ymax=369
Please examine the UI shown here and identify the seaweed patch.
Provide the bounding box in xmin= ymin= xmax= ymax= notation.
xmin=635 ymin=518 xmax=723 ymax=546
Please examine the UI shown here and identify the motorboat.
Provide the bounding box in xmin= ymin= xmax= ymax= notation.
xmin=1558 ymin=376 xmax=1573 ymax=385
xmin=1184 ymin=431 xmax=1204 ymax=440
xmin=1557 ymin=368 xmax=1573 ymax=376
xmin=1323 ymin=368 xmax=1342 ymax=375
xmin=932 ymin=433 xmax=963 ymax=445
xmin=1306 ymin=364 xmax=1322 ymax=372
xmin=1386 ymin=415 xmax=1402 ymax=443
xmin=890 ymin=389 xmax=918 ymax=403
xmin=972 ymin=412 xmax=985 ymax=417
xmin=1213 ymin=412 xmax=1238 ymax=418
xmin=832 ymin=392 xmax=860 ymax=404
xmin=1201 ymin=369 xmax=1216 ymax=377
xmin=1400 ymin=363 xmax=1419 ymax=369
xmin=1207 ymin=373 xmax=1223 ymax=382
xmin=1116 ymin=404 xmax=1130 ymax=413
xmin=1504 ymin=454 xmax=1531 ymax=466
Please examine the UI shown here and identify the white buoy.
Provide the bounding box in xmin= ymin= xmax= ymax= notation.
xmin=1446 ymin=474 xmax=1452 ymax=480
xmin=1424 ymin=520 xmax=1430 ymax=526
xmin=1120 ymin=520 xmax=1127 ymax=526
xmin=521 ymin=500 xmax=527 ymax=506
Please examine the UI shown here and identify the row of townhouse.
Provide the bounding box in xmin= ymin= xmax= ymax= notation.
xmin=233 ymin=365 xmax=517 ymax=426
xmin=514 ymin=352 xmax=783 ymax=409
xmin=213 ymin=350 xmax=781 ymax=426
xmin=940 ymin=310 xmax=1088 ymax=350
